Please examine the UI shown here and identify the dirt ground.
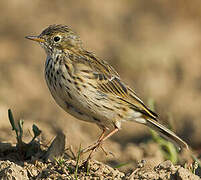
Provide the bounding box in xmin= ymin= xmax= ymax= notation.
xmin=0 ymin=1 xmax=201 ymax=179
xmin=0 ymin=131 xmax=200 ymax=179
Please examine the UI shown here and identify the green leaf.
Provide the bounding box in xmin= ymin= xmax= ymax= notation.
xmin=32 ymin=124 xmax=42 ymax=137
xmin=74 ymin=144 xmax=82 ymax=179
xmin=8 ymin=109 xmax=18 ymax=131
xmin=18 ymin=120 xmax=24 ymax=138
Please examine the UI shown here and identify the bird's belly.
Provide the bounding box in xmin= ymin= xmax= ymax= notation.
xmin=45 ymin=76 xmax=119 ymax=129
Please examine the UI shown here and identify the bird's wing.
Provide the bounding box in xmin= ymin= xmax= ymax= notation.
xmin=96 ymin=75 xmax=158 ymax=120
xmin=75 ymin=50 xmax=158 ymax=120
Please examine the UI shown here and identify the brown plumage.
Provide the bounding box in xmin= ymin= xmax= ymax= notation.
xmin=26 ymin=24 xmax=188 ymax=156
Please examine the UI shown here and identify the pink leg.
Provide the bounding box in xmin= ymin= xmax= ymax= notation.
xmin=98 ymin=129 xmax=107 ymax=141
xmin=81 ymin=129 xmax=107 ymax=154
xmin=101 ymin=128 xmax=119 ymax=142
xmin=86 ymin=127 xmax=119 ymax=160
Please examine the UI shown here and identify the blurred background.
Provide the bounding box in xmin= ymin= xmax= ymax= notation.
xmin=0 ymin=0 xmax=201 ymax=173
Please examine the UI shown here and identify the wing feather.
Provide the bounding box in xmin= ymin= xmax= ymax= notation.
xmin=69 ymin=50 xmax=158 ymax=120
xmin=97 ymin=76 xmax=158 ymax=120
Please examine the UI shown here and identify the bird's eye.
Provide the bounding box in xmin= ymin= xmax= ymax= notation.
xmin=53 ymin=36 xmax=61 ymax=42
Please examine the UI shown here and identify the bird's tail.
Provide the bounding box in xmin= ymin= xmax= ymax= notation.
xmin=145 ymin=118 xmax=188 ymax=150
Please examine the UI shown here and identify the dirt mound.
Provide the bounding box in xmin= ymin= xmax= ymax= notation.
xmin=0 ymin=132 xmax=199 ymax=179
xmin=0 ymin=158 xmax=199 ymax=179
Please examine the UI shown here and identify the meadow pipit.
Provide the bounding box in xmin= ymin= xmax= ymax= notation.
xmin=26 ymin=24 xmax=188 ymax=158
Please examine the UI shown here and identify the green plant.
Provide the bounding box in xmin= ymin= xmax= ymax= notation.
xmin=55 ymin=156 xmax=65 ymax=167
xmin=147 ymin=99 xmax=179 ymax=164
xmin=8 ymin=109 xmax=41 ymax=159
xmin=113 ymin=162 xmax=130 ymax=169
xmin=74 ymin=144 xmax=82 ymax=179
xmin=190 ymin=155 xmax=201 ymax=174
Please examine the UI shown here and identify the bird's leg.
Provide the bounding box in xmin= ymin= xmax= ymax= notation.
xmin=98 ymin=128 xmax=107 ymax=142
xmin=101 ymin=127 xmax=119 ymax=142
xmin=85 ymin=127 xmax=119 ymax=161
xmin=81 ymin=129 xmax=107 ymax=154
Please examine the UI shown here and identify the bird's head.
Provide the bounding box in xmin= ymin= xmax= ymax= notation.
xmin=26 ymin=24 xmax=83 ymax=55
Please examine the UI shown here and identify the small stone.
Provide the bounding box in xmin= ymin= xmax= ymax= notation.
xmin=176 ymin=167 xmax=200 ymax=180
xmin=156 ymin=160 xmax=174 ymax=171
xmin=0 ymin=160 xmax=29 ymax=180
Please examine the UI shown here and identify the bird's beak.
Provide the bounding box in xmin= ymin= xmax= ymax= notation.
xmin=25 ymin=35 xmax=45 ymax=43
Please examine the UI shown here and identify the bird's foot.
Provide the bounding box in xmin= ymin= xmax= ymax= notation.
xmin=81 ymin=140 xmax=102 ymax=155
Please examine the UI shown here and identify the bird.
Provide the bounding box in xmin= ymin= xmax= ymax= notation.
xmin=25 ymin=24 xmax=188 ymax=158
